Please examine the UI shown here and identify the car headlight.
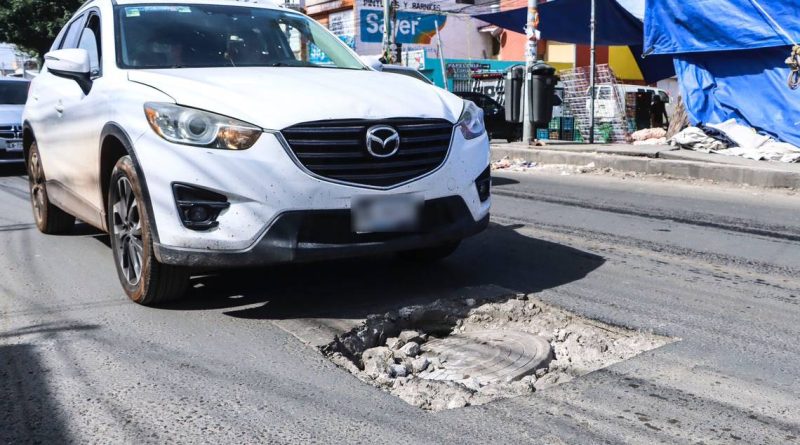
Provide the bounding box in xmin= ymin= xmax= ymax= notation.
xmin=457 ymin=100 xmax=486 ymax=140
xmin=144 ymin=103 xmax=261 ymax=150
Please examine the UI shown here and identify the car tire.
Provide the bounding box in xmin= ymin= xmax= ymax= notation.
xmin=108 ymin=156 xmax=189 ymax=305
xmin=27 ymin=142 xmax=75 ymax=234
xmin=396 ymin=241 xmax=460 ymax=263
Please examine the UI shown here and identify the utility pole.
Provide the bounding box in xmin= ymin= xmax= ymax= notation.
xmin=589 ymin=0 xmax=596 ymax=144
xmin=521 ymin=0 xmax=539 ymax=145
xmin=434 ymin=19 xmax=447 ymax=90
xmin=382 ymin=0 xmax=393 ymax=63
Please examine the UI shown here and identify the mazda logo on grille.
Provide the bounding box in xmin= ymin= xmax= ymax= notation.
xmin=365 ymin=125 xmax=400 ymax=158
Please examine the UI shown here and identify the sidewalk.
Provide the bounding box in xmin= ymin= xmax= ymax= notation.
xmin=491 ymin=142 xmax=800 ymax=189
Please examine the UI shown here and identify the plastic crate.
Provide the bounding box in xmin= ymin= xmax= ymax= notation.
xmin=562 ymin=117 xmax=575 ymax=130
xmin=548 ymin=118 xmax=560 ymax=130
xmin=536 ymin=129 xmax=550 ymax=140
xmin=549 ymin=130 xmax=560 ymax=140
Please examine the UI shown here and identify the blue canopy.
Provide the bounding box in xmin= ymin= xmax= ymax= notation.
xmin=473 ymin=7 xmax=527 ymax=35
xmin=645 ymin=0 xmax=800 ymax=146
xmin=538 ymin=0 xmax=642 ymax=46
xmin=474 ymin=0 xmax=641 ymax=45
xmin=473 ymin=0 xmax=674 ymax=83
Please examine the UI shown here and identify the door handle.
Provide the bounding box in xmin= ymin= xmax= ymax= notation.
xmin=55 ymin=104 xmax=64 ymax=114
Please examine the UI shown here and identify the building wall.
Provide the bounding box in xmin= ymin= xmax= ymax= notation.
xmin=306 ymin=0 xmax=494 ymax=60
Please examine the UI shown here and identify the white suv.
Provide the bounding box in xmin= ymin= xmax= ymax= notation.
xmin=23 ymin=0 xmax=491 ymax=305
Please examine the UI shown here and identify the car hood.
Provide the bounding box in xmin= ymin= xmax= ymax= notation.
xmin=0 ymin=105 xmax=24 ymax=126
xmin=127 ymin=68 xmax=464 ymax=129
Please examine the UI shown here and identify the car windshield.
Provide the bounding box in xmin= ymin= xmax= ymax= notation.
xmin=115 ymin=4 xmax=365 ymax=70
xmin=0 ymin=81 xmax=29 ymax=105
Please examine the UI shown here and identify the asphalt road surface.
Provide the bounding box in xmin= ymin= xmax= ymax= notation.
xmin=1 ymin=163 xmax=799 ymax=444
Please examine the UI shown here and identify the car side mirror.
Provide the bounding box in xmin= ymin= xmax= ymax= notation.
xmin=359 ymin=55 xmax=383 ymax=71
xmin=44 ymin=48 xmax=93 ymax=95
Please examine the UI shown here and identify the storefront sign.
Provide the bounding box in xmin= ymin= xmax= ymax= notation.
xmin=353 ymin=0 xmax=490 ymax=60
xmin=403 ymin=49 xmax=426 ymax=70
xmin=359 ymin=9 xmax=446 ymax=44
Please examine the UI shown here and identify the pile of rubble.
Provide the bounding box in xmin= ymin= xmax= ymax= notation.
xmin=322 ymin=294 xmax=672 ymax=411
xmin=491 ymin=157 xmax=537 ymax=171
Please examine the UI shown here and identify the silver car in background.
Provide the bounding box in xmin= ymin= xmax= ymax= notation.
xmin=0 ymin=78 xmax=29 ymax=163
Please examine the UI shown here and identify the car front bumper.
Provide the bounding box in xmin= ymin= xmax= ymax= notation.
xmin=155 ymin=196 xmax=489 ymax=267
xmin=131 ymin=127 xmax=491 ymax=266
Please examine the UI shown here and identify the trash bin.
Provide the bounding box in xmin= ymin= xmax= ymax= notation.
xmin=504 ymin=65 xmax=525 ymax=123
xmin=527 ymin=62 xmax=559 ymax=128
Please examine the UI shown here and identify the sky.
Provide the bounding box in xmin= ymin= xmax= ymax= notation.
xmin=616 ymin=0 xmax=645 ymax=19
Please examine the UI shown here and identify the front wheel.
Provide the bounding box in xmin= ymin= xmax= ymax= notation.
xmin=396 ymin=241 xmax=460 ymax=263
xmin=108 ymin=156 xmax=188 ymax=305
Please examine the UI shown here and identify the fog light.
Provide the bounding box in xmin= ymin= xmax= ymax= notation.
xmin=188 ymin=205 xmax=210 ymax=222
xmin=172 ymin=183 xmax=230 ymax=230
xmin=475 ymin=166 xmax=491 ymax=202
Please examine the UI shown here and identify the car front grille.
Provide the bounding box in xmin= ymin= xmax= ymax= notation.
xmin=0 ymin=124 xmax=22 ymax=141
xmin=281 ymin=118 xmax=454 ymax=187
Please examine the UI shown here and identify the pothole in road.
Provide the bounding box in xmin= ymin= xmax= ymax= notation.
xmin=321 ymin=294 xmax=674 ymax=411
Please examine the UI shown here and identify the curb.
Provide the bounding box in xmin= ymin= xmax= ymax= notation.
xmin=491 ymin=146 xmax=800 ymax=189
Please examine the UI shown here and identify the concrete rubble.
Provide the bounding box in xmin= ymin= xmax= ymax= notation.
xmin=321 ymin=294 xmax=673 ymax=411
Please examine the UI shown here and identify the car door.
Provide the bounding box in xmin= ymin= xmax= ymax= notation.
xmin=28 ymin=14 xmax=87 ymax=187
xmin=47 ymin=10 xmax=109 ymax=226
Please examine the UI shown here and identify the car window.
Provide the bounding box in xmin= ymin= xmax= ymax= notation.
xmin=78 ymin=14 xmax=102 ymax=76
xmin=60 ymin=15 xmax=87 ymax=49
xmin=0 ymin=81 xmax=29 ymax=105
xmin=116 ymin=4 xmax=365 ymax=70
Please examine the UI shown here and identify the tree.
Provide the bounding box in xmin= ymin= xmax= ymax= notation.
xmin=0 ymin=0 xmax=85 ymax=59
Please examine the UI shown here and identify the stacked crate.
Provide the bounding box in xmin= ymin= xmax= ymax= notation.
xmin=536 ymin=128 xmax=550 ymax=140
xmin=561 ymin=117 xmax=575 ymax=141
xmin=548 ymin=118 xmax=560 ymax=140
xmin=533 ymin=117 xmax=577 ymax=141
xmin=625 ymin=92 xmax=638 ymax=133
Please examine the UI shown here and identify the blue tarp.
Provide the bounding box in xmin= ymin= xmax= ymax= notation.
xmin=473 ymin=0 xmax=674 ymax=83
xmin=645 ymin=0 xmax=800 ymax=146
xmin=675 ymin=47 xmax=800 ymax=146
xmin=645 ymin=1 xmax=800 ymax=55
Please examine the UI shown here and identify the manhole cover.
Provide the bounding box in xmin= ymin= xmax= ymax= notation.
xmin=419 ymin=330 xmax=552 ymax=385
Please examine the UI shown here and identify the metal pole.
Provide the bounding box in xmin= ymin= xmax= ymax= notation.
xmin=435 ymin=19 xmax=448 ymax=90
xmin=383 ymin=0 xmax=391 ymax=62
xmin=522 ymin=0 xmax=539 ymax=145
xmin=589 ymin=0 xmax=596 ymax=144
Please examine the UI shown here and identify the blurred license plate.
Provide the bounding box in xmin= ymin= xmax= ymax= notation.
xmin=352 ymin=194 xmax=422 ymax=233
xmin=5 ymin=141 xmax=21 ymax=151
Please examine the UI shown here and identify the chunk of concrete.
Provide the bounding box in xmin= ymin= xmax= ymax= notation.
xmin=397 ymin=341 xmax=420 ymax=357
xmin=362 ymin=346 xmax=392 ymax=378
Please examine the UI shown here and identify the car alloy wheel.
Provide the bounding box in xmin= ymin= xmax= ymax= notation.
xmin=111 ymin=176 xmax=144 ymax=286
xmin=28 ymin=151 xmax=46 ymax=224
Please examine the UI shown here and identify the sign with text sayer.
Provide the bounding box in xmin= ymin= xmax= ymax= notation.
xmin=359 ymin=9 xmax=446 ymax=44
